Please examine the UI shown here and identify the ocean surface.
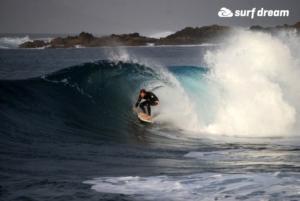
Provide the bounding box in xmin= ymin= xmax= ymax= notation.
xmin=1 ymin=31 xmax=300 ymax=201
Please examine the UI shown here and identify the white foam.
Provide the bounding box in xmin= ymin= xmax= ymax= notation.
xmin=0 ymin=35 xmax=32 ymax=48
xmin=149 ymin=31 xmax=174 ymax=39
xmin=203 ymin=30 xmax=300 ymax=137
xmin=83 ymin=172 xmax=300 ymax=201
xmin=149 ymin=70 xmax=202 ymax=132
xmin=75 ymin=45 xmax=84 ymax=48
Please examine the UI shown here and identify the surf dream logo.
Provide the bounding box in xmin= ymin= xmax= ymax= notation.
xmin=218 ymin=7 xmax=289 ymax=19
xmin=218 ymin=7 xmax=233 ymax=17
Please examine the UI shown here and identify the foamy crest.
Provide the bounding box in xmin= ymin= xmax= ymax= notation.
xmin=150 ymin=68 xmax=201 ymax=131
xmin=204 ymin=30 xmax=300 ymax=137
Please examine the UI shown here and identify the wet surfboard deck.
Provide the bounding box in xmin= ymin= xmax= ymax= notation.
xmin=138 ymin=113 xmax=153 ymax=123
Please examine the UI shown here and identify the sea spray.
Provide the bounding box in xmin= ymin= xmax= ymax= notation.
xmin=204 ymin=30 xmax=300 ymax=137
xmin=0 ymin=35 xmax=31 ymax=48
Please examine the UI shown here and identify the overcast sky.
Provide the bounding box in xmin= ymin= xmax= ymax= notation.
xmin=0 ymin=0 xmax=299 ymax=36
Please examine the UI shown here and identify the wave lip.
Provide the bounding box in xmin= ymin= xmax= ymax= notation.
xmin=0 ymin=60 xmax=177 ymax=141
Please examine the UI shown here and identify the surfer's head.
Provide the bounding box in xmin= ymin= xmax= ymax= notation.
xmin=140 ymin=89 xmax=146 ymax=98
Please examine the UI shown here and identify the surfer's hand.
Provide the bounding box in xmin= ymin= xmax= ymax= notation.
xmin=132 ymin=106 xmax=137 ymax=110
xmin=155 ymin=101 xmax=160 ymax=104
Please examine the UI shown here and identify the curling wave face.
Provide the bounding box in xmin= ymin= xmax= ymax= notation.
xmin=0 ymin=60 xmax=209 ymax=143
xmin=1 ymin=46 xmax=300 ymax=141
xmin=1 ymin=29 xmax=300 ymax=139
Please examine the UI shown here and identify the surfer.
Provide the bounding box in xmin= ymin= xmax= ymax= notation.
xmin=132 ymin=89 xmax=160 ymax=120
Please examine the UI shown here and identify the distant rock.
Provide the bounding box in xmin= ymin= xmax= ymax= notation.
xmin=155 ymin=25 xmax=232 ymax=45
xmin=19 ymin=22 xmax=300 ymax=48
xmin=249 ymin=22 xmax=300 ymax=34
xmin=19 ymin=40 xmax=49 ymax=48
xmin=19 ymin=32 xmax=157 ymax=48
xmin=93 ymin=33 xmax=157 ymax=47
xmin=47 ymin=32 xmax=97 ymax=48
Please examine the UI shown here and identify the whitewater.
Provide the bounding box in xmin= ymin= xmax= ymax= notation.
xmin=1 ymin=30 xmax=300 ymax=201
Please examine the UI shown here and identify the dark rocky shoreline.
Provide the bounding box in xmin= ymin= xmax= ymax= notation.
xmin=19 ymin=22 xmax=300 ymax=48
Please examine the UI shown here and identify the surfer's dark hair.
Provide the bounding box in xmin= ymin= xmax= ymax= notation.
xmin=140 ymin=89 xmax=146 ymax=94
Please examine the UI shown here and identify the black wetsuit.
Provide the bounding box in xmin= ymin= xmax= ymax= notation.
xmin=135 ymin=92 xmax=159 ymax=116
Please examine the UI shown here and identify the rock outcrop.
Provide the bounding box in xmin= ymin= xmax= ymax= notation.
xmin=19 ymin=22 xmax=300 ymax=48
xmin=19 ymin=32 xmax=157 ymax=48
xmin=19 ymin=40 xmax=49 ymax=48
xmin=155 ymin=25 xmax=232 ymax=45
xmin=249 ymin=22 xmax=300 ymax=34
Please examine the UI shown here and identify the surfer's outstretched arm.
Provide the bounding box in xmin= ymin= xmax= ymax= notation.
xmin=132 ymin=95 xmax=142 ymax=110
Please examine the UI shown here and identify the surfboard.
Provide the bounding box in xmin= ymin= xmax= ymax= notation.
xmin=138 ymin=113 xmax=153 ymax=123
